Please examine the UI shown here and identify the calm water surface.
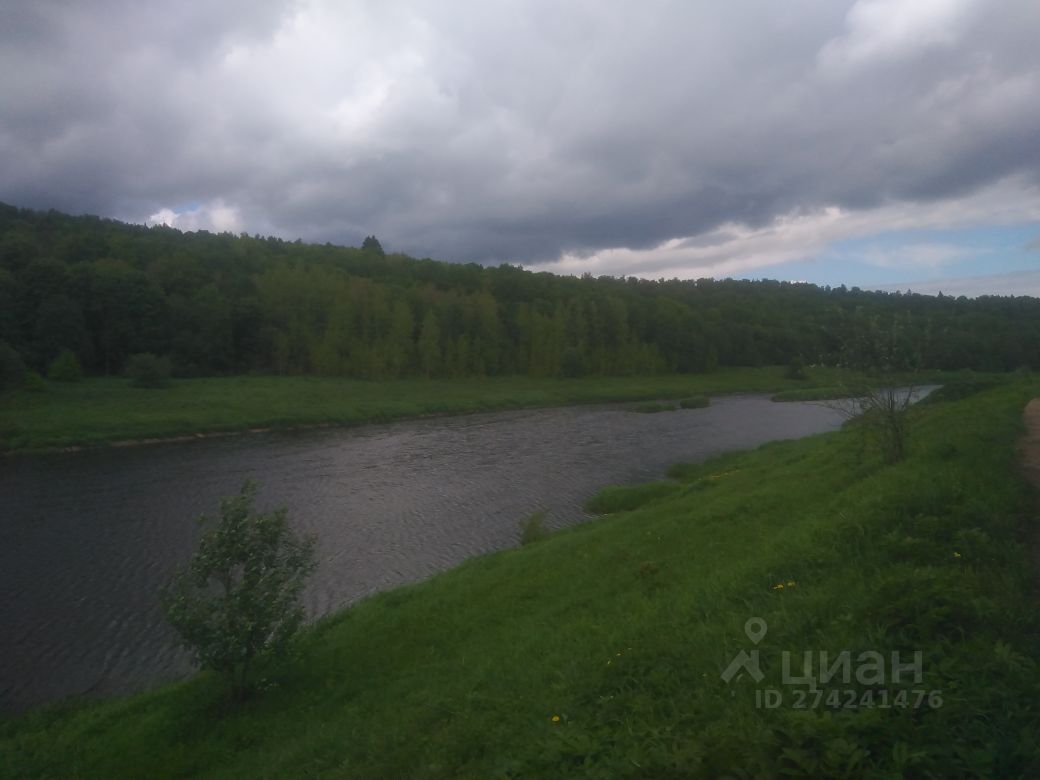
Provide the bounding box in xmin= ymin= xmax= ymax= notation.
xmin=0 ymin=395 xmax=846 ymax=712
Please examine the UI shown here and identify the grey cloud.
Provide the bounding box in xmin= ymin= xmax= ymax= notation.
xmin=1 ymin=0 xmax=1039 ymax=266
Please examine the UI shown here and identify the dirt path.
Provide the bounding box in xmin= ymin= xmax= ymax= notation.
xmin=1019 ymin=399 xmax=1040 ymax=577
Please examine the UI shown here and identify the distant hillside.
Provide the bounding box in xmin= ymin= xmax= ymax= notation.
xmin=1 ymin=201 xmax=1038 ymax=379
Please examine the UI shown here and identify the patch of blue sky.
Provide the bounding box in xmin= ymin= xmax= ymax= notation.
xmin=742 ymin=222 xmax=1040 ymax=293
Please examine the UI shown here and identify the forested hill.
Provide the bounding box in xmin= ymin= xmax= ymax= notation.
xmin=1 ymin=201 xmax=1038 ymax=380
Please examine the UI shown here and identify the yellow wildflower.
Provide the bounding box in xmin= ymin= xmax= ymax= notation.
xmin=953 ymin=551 xmax=962 ymax=559
xmin=772 ymin=583 xmax=785 ymax=590
xmin=551 ymin=715 xmax=561 ymax=723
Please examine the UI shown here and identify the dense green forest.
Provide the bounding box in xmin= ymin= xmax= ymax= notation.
xmin=1 ymin=201 xmax=1038 ymax=382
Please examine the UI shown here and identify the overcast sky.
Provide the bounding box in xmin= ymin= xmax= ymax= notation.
xmin=2 ymin=0 xmax=1040 ymax=294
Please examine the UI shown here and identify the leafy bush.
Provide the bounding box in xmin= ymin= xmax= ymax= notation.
xmin=784 ymin=357 xmax=807 ymax=380
xmin=23 ymin=371 xmax=46 ymax=392
xmin=679 ymin=395 xmax=710 ymax=409
xmin=125 ymin=352 xmax=172 ymax=388
xmin=519 ymin=509 xmax=549 ymax=545
xmin=46 ymin=349 xmax=83 ymax=382
xmin=161 ymin=481 xmax=317 ymax=699
xmin=0 ymin=341 xmax=26 ymax=392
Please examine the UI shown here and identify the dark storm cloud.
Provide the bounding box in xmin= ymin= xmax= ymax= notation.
xmin=1 ymin=0 xmax=1039 ymax=269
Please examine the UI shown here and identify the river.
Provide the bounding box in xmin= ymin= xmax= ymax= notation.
xmin=0 ymin=394 xmax=847 ymax=713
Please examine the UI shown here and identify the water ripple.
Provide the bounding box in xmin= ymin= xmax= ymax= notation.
xmin=0 ymin=395 xmax=845 ymax=712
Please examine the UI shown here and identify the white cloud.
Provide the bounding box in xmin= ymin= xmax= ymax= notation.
xmin=527 ymin=175 xmax=1040 ymax=280
xmin=818 ymin=0 xmax=976 ymax=72
xmin=146 ymin=200 xmax=242 ymax=233
xmin=146 ymin=208 xmax=179 ymax=228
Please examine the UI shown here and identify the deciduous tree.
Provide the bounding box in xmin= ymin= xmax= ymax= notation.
xmin=161 ymin=481 xmax=317 ymax=699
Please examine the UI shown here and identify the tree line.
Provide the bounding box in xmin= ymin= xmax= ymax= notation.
xmin=1 ymin=201 xmax=1038 ymax=382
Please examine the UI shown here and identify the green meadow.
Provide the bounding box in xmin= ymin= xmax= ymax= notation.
xmin=3 ymin=378 xmax=1039 ymax=777
xmin=1 ymin=366 xmax=862 ymax=453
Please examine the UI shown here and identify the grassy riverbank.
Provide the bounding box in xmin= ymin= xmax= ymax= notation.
xmin=4 ymin=379 xmax=1039 ymax=777
xmin=0 ymin=366 xmax=860 ymax=453
xmin=768 ymin=373 xmax=1006 ymax=403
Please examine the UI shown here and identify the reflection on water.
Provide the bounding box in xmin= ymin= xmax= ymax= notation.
xmin=0 ymin=395 xmax=846 ymax=712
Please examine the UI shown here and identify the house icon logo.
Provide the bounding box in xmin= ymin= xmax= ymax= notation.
xmin=721 ymin=617 xmax=767 ymax=683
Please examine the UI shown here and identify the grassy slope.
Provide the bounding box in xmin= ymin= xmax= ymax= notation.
xmin=4 ymin=381 xmax=1040 ymax=778
xmin=1 ymin=366 xmax=858 ymax=453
